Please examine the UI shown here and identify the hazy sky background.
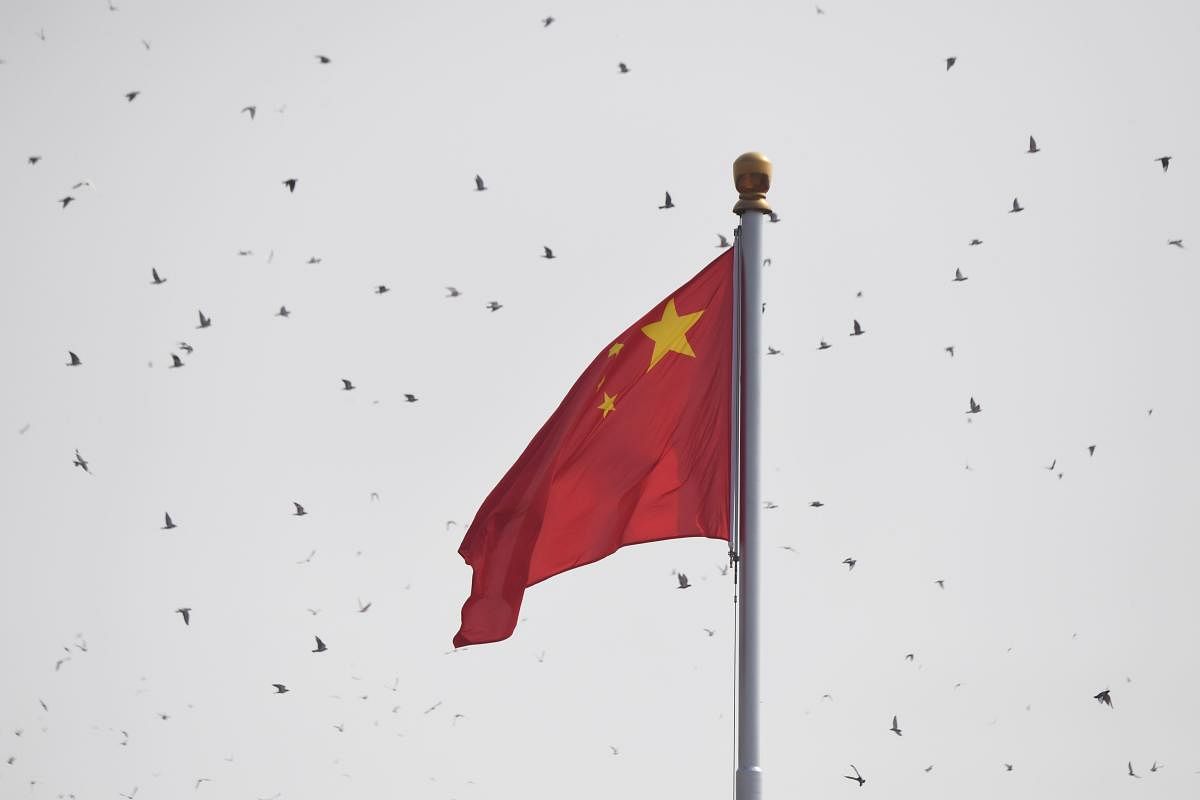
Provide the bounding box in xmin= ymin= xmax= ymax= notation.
xmin=2 ymin=1 xmax=1199 ymax=798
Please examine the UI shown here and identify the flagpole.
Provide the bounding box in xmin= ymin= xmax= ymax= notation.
xmin=733 ymin=152 xmax=772 ymax=800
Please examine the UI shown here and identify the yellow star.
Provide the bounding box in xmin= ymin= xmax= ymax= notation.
xmin=608 ymin=342 xmax=624 ymax=357
xmin=640 ymin=298 xmax=704 ymax=372
xmin=598 ymin=392 xmax=617 ymax=418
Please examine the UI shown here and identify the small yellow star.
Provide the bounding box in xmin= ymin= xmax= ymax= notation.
xmin=641 ymin=298 xmax=704 ymax=372
xmin=598 ymin=392 xmax=617 ymax=418
xmin=608 ymin=342 xmax=624 ymax=357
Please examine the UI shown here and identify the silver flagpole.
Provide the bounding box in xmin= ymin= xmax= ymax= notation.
xmin=732 ymin=152 xmax=772 ymax=800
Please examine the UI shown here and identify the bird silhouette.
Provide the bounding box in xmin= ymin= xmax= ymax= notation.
xmin=241 ymin=105 xmax=256 ymax=119
xmin=945 ymin=346 xmax=955 ymax=357
xmin=357 ymin=598 xmax=372 ymax=613
xmin=969 ymin=238 xmax=983 ymax=246
xmin=276 ymin=306 xmax=290 ymax=318
xmin=1003 ymin=763 xmax=1014 ymax=772
xmin=850 ymin=320 xmax=865 ymax=336
xmin=73 ymin=449 xmax=90 ymax=473
xmin=197 ymin=311 xmax=211 ymax=329
xmin=658 ymin=192 xmax=674 ymax=209
xmin=843 ymin=558 xmax=857 ymax=571
xmin=282 ymin=178 xmax=297 ymax=193
xmin=1150 ymin=761 xmax=1162 ymax=772
xmin=474 ymin=174 xmax=487 ymax=191
xmin=845 ymin=765 xmax=866 ymax=786
xmin=169 ymin=353 xmax=185 ymax=368
xmin=67 ymin=351 xmax=82 ymax=366
xmin=315 ymin=55 xmax=331 ymax=63
xmin=1168 ymin=239 xmax=1184 ymax=248
xmin=1088 ymin=445 xmax=1096 ymax=457
xmin=342 ymin=379 xmax=355 ymax=391
xmin=541 ymin=16 xmax=554 ymax=26
xmin=966 ymin=397 xmax=982 ymax=414
xmin=890 ymin=715 xmax=902 ymax=735
xmin=676 ymin=573 xmax=691 ymax=589
xmin=28 ymin=155 xmax=41 ymax=165
xmin=618 ymin=62 xmax=629 ymax=73
xmin=945 ymin=56 xmax=957 ymax=70
xmin=810 ymin=500 xmax=825 ymax=508
xmin=763 ymin=501 xmax=778 ymax=509
xmin=403 ymin=394 xmax=418 ymax=403
xmin=1045 ymin=459 xmax=1057 ymax=471
xmin=271 ymin=684 xmax=289 ymax=694
xmin=312 ymin=636 xmax=327 ymax=653
xmin=1009 ymin=197 xmax=1024 ymax=213
xmin=1128 ymin=761 xmax=1140 ymax=778
xmin=306 ymin=256 xmax=322 ymax=264
xmin=935 ymin=579 xmax=945 ymax=589
xmin=175 ymin=608 xmax=191 ymax=626
xmin=1094 ymin=689 xmax=1112 ymax=707
xmin=125 ymin=90 xmax=140 ymax=102
xmin=162 ymin=513 xmax=176 ymax=530
xmin=542 ymin=246 xmax=555 ymax=259
xmin=767 ymin=346 xmax=781 ymax=355
xmin=150 ymin=268 xmax=165 ymax=285
xmin=1155 ymin=156 xmax=1171 ymax=172
xmin=818 ymin=339 xmax=831 ymax=350
xmin=445 ymin=286 xmax=461 ymax=298
xmin=717 ymin=234 xmax=731 ymax=248
xmin=1027 ymin=136 xmax=1040 ymax=154
xmin=59 ymin=196 xmax=75 ymax=208
xmin=293 ymin=502 xmax=307 ymax=516
xmin=486 ymin=301 xmax=503 ymax=311
xmin=953 ymin=268 xmax=968 ymax=282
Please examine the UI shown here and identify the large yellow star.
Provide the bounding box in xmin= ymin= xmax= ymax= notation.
xmin=641 ymin=298 xmax=704 ymax=372
xmin=598 ymin=392 xmax=617 ymax=418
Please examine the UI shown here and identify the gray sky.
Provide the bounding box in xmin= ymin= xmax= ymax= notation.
xmin=2 ymin=0 xmax=1199 ymax=798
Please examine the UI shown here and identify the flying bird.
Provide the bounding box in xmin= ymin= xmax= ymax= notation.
xmin=486 ymin=300 xmax=503 ymax=311
xmin=542 ymin=16 xmax=554 ymax=26
xmin=935 ymin=579 xmax=945 ymax=589
xmin=890 ymin=715 xmax=902 ymax=736
xmin=169 ymin=353 xmax=185 ymax=368
xmin=945 ymin=56 xmax=956 ymax=70
xmin=717 ymin=234 xmax=730 ymax=248
xmin=1128 ymin=761 xmax=1140 ymax=778
xmin=618 ymin=62 xmax=629 ymax=73
xmin=763 ymin=501 xmax=778 ymax=509
xmin=59 ymin=196 xmax=75 ymax=208
xmin=403 ymin=394 xmax=418 ymax=403
xmin=844 ymin=765 xmax=866 ymax=786
xmin=125 ymin=90 xmax=140 ymax=102
xmin=1150 ymin=761 xmax=1162 ymax=772
xmin=658 ymin=192 xmax=674 ymax=209
xmin=28 ymin=155 xmax=42 ymax=165
xmin=1045 ymin=459 xmax=1057 ymax=471
xmin=73 ymin=449 xmax=90 ymax=473
xmin=296 ymin=549 xmax=316 ymax=565
xmin=1009 ymin=197 xmax=1024 ymax=213
xmin=843 ymin=558 xmax=857 ymax=571
xmin=162 ymin=513 xmax=176 ymax=530
xmin=1088 ymin=445 xmax=1096 ymax=456
xmin=197 ymin=311 xmax=211 ymax=328
xmin=67 ymin=351 xmax=82 ymax=366
xmin=945 ymin=346 xmax=955 ymax=357
xmin=357 ymin=598 xmax=372 ymax=613
xmin=312 ymin=636 xmax=327 ymax=653
xmin=966 ymin=397 xmax=982 ymax=414
xmin=810 ymin=500 xmax=825 ymax=508
xmin=175 ymin=608 xmax=191 ymax=626
xmin=817 ymin=339 xmax=831 ymax=350
xmin=271 ymin=684 xmax=289 ymax=694
xmin=241 ymin=105 xmax=256 ymax=119
xmin=1094 ymin=689 xmax=1112 ymax=707
xmin=375 ymin=285 xmax=390 ymax=294
xmin=850 ymin=320 xmax=864 ymax=336
xmin=969 ymin=238 xmax=983 ymax=246
xmin=445 ymin=286 xmax=461 ymax=298
xmin=767 ymin=346 xmax=781 ymax=355
xmin=953 ymin=268 xmax=968 ymax=282
xmin=150 ymin=268 xmax=165 ymax=284
xmin=1168 ymin=239 xmax=1184 ymax=248
xmin=1027 ymin=136 xmax=1040 ymax=154
xmin=342 ymin=379 xmax=355 ymax=391
xmin=1003 ymin=763 xmax=1014 ymax=772
xmin=306 ymin=256 xmax=322 ymax=264
xmin=676 ymin=573 xmax=691 ymax=589
xmin=315 ymin=55 xmax=331 ymax=63
xmin=1154 ymin=156 xmax=1171 ymax=172
xmin=474 ymin=174 xmax=487 ymax=191
xmin=282 ymin=178 xmax=297 ymax=192
xmin=293 ymin=502 xmax=307 ymax=516
xmin=542 ymin=246 xmax=555 ymax=259
xmin=276 ymin=306 xmax=290 ymax=318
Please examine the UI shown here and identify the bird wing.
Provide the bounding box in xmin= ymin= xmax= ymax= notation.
xmin=1029 ymin=136 xmax=1036 ymax=149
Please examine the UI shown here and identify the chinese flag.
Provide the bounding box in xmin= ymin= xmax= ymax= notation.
xmin=454 ymin=249 xmax=734 ymax=646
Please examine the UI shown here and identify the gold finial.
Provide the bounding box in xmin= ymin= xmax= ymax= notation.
xmin=733 ymin=152 xmax=772 ymax=215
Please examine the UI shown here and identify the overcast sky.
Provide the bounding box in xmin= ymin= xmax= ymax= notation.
xmin=2 ymin=1 xmax=1199 ymax=798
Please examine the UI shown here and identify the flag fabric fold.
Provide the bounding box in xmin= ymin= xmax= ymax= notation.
xmin=454 ymin=249 xmax=735 ymax=647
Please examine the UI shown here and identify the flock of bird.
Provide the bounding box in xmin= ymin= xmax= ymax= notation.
xmin=4 ymin=3 xmax=1193 ymax=799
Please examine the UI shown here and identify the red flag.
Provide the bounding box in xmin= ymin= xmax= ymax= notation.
xmin=454 ymin=250 xmax=734 ymax=646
